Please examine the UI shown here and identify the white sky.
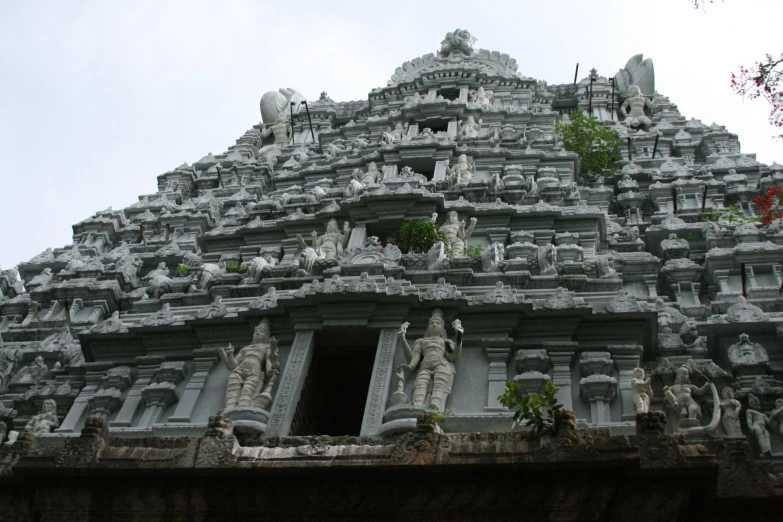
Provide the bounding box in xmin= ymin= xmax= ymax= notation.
xmin=1 ymin=0 xmax=782 ymax=273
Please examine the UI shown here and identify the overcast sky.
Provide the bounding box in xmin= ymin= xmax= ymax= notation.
xmin=1 ymin=0 xmax=781 ymax=273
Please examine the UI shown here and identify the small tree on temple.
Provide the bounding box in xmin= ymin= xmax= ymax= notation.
xmin=554 ymin=109 xmax=622 ymax=183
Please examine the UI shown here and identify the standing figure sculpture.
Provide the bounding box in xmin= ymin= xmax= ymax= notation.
xmin=397 ymin=309 xmax=464 ymax=412
xmin=434 ymin=211 xmax=477 ymax=258
xmin=24 ymin=399 xmax=59 ymax=435
xmin=720 ymin=387 xmax=743 ymax=437
xmin=631 ymin=368 xmax=653 ymax=414
xmin=218 ymin=318 xmax=280 ymax=410
xmin=746 ymin=393 xmax=772 ymax=456
xmin=664 ymin=366 xmax=710 ymax=429
xmin=448 ymin=154 xmax=475 ymax=187
xmin=619 ymin=85 xmax=652 ymax=129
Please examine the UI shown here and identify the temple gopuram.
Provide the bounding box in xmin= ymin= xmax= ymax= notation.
xmin=0 ymin=29 xmax=781 ymax=521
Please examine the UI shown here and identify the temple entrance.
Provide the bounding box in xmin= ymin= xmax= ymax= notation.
xmin=289 ymin=328 xmax=379 ymax=437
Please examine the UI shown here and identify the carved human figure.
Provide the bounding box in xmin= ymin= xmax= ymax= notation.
xmin=448 ymin=154 xmax=475 ymax=186
xmin=382 ymin=122 xmax=408 ymax=144
xmin=143 ymin=262 xmax=174 ymax=299
xmin=11 ymin=356 xmax=47 ymax=385
xmin=296 ymin=218 xmax=351 ymax=273
xmin=720 ymin=387 xmax=743 ymax=437
xmin=258 ymin=111 xmax=292 ymax=155
xmin=218 ymin=319 xmax=280 ymax=410
xmin=460 ymin=116 xmax=482 ymax=139
xmin=631 ymin=368 xmax=653 ymax=414
xmin=345 ymin=162 xmax=383 ymax=196
xmin=619 ymin=85 xmax=652 ymax=129
xmin=469 ymin=86 xmax=493 ymax=107
xmin=538 ymin=243 xmax=557 ymax=276
xmin=769 ymin=398 xmax=783 ymax=441
xmin=24 ymin=399 xmax=59 ymax=435
xmin=435 ymin=211 xmax=477 ymax=257
xmin=397 ymin=309 xmax=464 ymax=412
xmin=664 ymin=366 xmax=710 ymax=428
xmin=0 ymin=350 xmax=20 ymax=392
xmin=404 ymin=92 xmax=423 ymax=106
xmin=727 ymin=333 xmax=769 ymax=368
xmin=746 ymin=393 xmax=772 ymax=456
xmin=241 ymin=254 xmax=277 ymax=284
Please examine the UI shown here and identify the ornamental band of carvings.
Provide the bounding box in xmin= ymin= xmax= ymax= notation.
xmin=267 ymin=330 xmax=314 ymax=429
xmin=361 ymin=329 xmax=397 ymax=433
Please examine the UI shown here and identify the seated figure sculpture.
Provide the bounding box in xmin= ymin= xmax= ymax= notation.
xmin=448 ymin=154 xmax=475 ymax=187
xmin=218 ymin=318 xmax=280 ymax=410
xmin=345 ymin=162 xmax=383 ymax=196
xmin=619 ymin=85 xmax=652 ymax=129
xmin=397 ymin=309 xmax=464 ymax=412
xmin=460 ymin=116 xmax=482 ymax=139
xmin=24 ymin=399 xmax=59 ymax=435
xmin=469 ymin=86 xmax=493 ymax=107
xmin=258 ymin=110 xmax=292 ymax=155
xmin=434 ymin=211 xmax=477 ymax=258
xmin=664 ymin=366 xmax=710 ymax=429
xmin=296 ymin=218 xmax=351 ymax=273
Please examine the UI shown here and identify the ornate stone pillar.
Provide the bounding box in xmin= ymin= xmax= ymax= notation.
xmin=265 ymin=330 xmax=315 ymax=437
xmin=579 ymin=352 xmax=617 ymax=425
xmin=545 ymin=342 xmax=577 ymax=410
xmin=167 ymin=348 xmax=218 ymax=424
xmin=483 ymin=338 xmax=512 ymax=411
xmin=139 ymin=361 xmax=187 ymax=429
xmin=56 ymin=362 xmax=112 ymax=433
xmin=610 ymin=345 xmax=642 ymax=421
xmin=110 ymin=355 xmax=164 ymax=428
xmin=88 ymin=366 xmax=134 ymax=420
xmin=360 ymin=329 xmax=398 ymax=436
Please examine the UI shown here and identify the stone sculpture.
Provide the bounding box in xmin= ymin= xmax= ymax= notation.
xmin=619 ymin=85 xmax=652 ymax=129
xmin=0 ymin=350 xmax=20 ymax=392
xmin=11 ymin=356 xmax=47 ymax=385
xmin=259 ymin=87 xmax=305 ymax=125
xmin=218 ymin=318 xmax=280 ymax=410
xmin=241 ymin=254 xmax=277 ymax=284
xmin=469 ymin=86 xmax=493 ymax=107
xmin=448 ymin=154 xmax=475 ymax=187
xmin=746 ymin=393 xmax=772 ymax=456
xmin=664 ymin=366 xmax=710 ymax=429
xmin=719 ymin=387 xmax=743 ymax=437
xmin=296 ymin=218 xmax=351 ymax=273
xmin=345 ymin=162 xmax=383 ymax=196
xmin=439 ymin=28 xmax=477 ymax=57
xmin=538 ymin=243 xmax=557 ymax=276
xmin=614 ymin=54 xmax=655 ymax=105
xmin=459 ymin=116 xmax=481 ymax=139
xmin=397 ymin=309 xmax=463 ymax=412
xmin=727 ymin=334 xmax=769 ymax=369
xmin=259 ymin=111 xmax=292 ymax=155
xmin=143 ymin=262 xmax=174 ymax=299
xmin=435 ymin=211 xmax=477 ymax=258
xmin=382 ymin=122 xmax=408 ymax=144
xmin=24 ymin=399 xmax=59 ymax=435
xmin=631 ymin=368 xmax=652 ymax=414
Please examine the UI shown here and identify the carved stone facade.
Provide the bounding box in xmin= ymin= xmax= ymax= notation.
xmin=1 ymin=29 xmax=783 ymax=518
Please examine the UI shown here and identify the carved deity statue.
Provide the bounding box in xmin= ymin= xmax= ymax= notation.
xmin=619 ymin=85 xmax=652 ymax=129
xmin=459 ymin=116 xmax=482 ymax=139
xmin=382 ymin=122 xmax=408 ymax=144
xmin=434 ymin=211 xmax=477 ymax=258
xmin=719 ymin=387 xmax=743 ymax=437
xmin=397 ymin=309 xmax=464 ymax=412
xmin=259 ymin=110 xmax=292 ymax=155
xmin=345 ymin=162 xmax=383 ymax=196
xmin=727 ymin=333 xmax=769 ymax=369
xmin=404 ymin=92 xmax=423 ymax=106
xmin=448 ymin=154 xmax=475 ymax=187
xmin=746 ymin=393 xmax=772 ymax=456
xmin=296 ymin=218 xmax=351 ymax=273
xmin=218 ymin=319 xmax=280 ymax=410
xmin=469 ymin=86 xmax=493 ymax=107
xmin=439 ymin=29 xmax=476 ymax=57
xmin=24 ymin=399 xmax=59 ymax=435
xmin=631 ymin=368 xmax=653 ymax=414
xmin=539 ymin=243 xmax=557 ymax=276
xmin=11 ymin=356 xmax=47 ymax=385
xmin=143 ymin=262 xmax=174 ymax=299
xmin=664 ymin=366 xmax=710 ymax=429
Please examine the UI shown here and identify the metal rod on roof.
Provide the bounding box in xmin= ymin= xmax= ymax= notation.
xmin=164 ymin=224 xmax=170 ymax=243
xmin=588 ymin=77 xmax=594 ymax=116
xmin=302 ymin=101 xmax=316 ymax=145
xmin=609 ymin=78 xmax=615 ymax=120
xmin=290 ymin=102 xmax=296 ymax=145
xmin=741 ymin=262 xmax=747 ymax=298
xmin=63 ymin=299 xmax=71 ymax=327
xmin=626 ymin=137 xmax=632 ymax=161
xmin=573 ymin=63 xmax=579 ymax=85
xmin=672 ymin=187 xmax=678 ymax=214
xmin=701 ymin=184 xmax=708 ymax=212
xmin=140 ymin=224 xmax=147 ymax=246
xmin=216 ymin=164 xmax=225 ymax=189
xmin=652 ymin=134 xmax=660 ymax=159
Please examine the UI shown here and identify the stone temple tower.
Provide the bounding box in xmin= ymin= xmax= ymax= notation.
xmin=0 ymin=29 xmax=782 ymax=520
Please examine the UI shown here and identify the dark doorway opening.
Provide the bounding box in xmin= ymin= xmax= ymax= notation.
xmin=289 ymin=328 xmax=378 ymax=437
